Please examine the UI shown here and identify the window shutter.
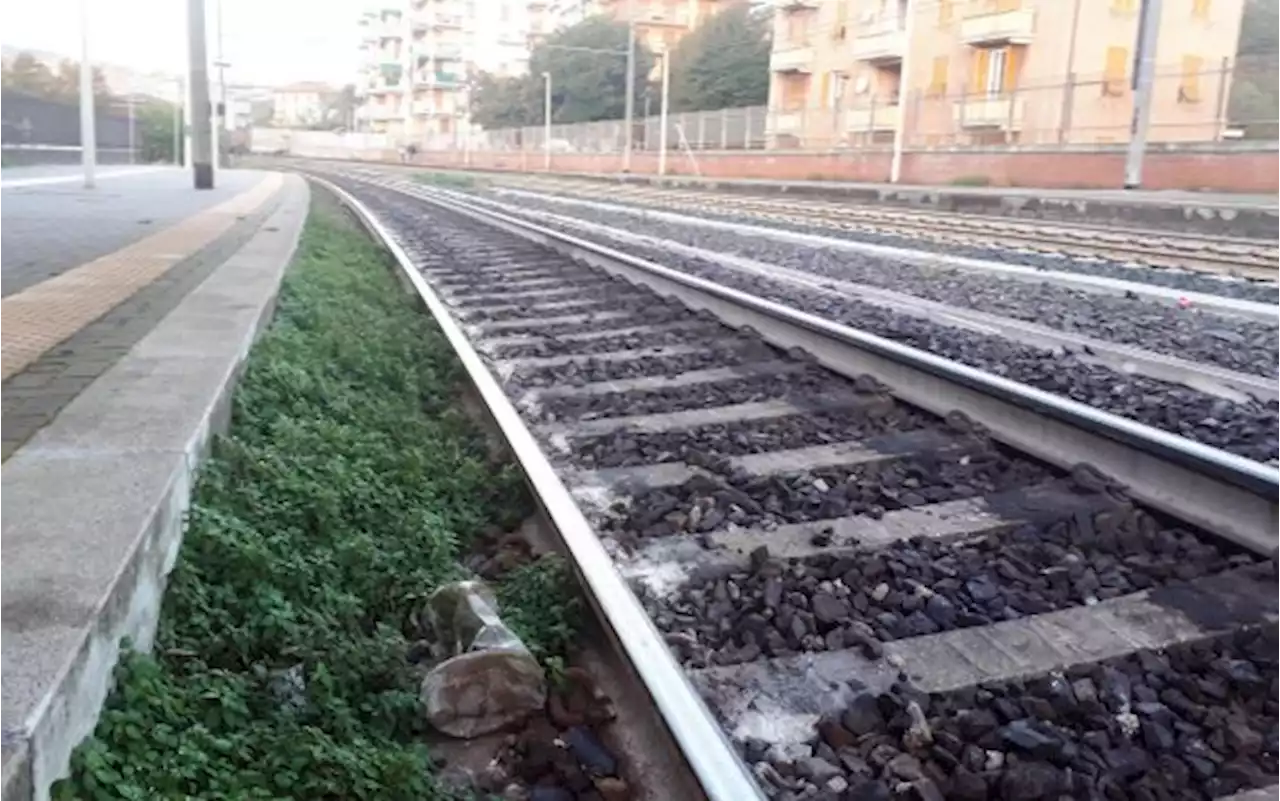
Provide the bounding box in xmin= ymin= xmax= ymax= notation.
xmin=1180 ymin=54 xmax=1204 ymax=102
xmin=1192 ymin=0 xmax=1210 ymax=19
xmin=938 ymin=0 xmax=952 ymax=24
xmin=820 ymin=72 xmax=831 ymax=108
xmin=1103 ymin=46 xmax=1128 ymax=95
xmin=929 ymin=56 xmax=949 ymax=96
xmin=1002 ymin=46 xmax=1021 ymax=92
xmin=971 ymin=49 xmax=990 ymax=94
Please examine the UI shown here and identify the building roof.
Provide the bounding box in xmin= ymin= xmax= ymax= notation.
xmin=275 ymin=81 xmax=336 ymax=95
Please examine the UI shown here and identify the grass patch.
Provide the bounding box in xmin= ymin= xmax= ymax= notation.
xmin=414 ymin=171 xmax=479 ymax=190
xmin=52 ymin=192 xmax=543 ymax=800
xmin=948 ymin=174 xmax=992 ymax=187
xmin=497 ymin=556 xmax=584 ymax=683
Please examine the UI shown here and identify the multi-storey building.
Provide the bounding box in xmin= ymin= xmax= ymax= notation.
xmin=596 ymin=0 xmax=727 ymax=73
xmin=356 ymin=0 xmax=552 ymax=140
xmin=768 ymin=0 xmax=1246 ymax=148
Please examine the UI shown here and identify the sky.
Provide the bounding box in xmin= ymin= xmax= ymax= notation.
xmin=3 ymin=0 xmax=365 ymax=86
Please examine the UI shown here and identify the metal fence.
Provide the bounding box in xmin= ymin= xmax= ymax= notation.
xmin=443 ymin=55 xmax=1277 ymax=154
xmin=1 ymin=90 xmax=139 ymax=164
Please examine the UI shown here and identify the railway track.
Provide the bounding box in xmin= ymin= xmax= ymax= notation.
xmin=491 ymin=176 xmax=1280 ymax=284
xmin=311 ymin=170 xmax=1278 ymax=801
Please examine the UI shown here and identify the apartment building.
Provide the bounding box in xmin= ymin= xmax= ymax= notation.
xmin=356 ymin=0 xmax=548 ymax=139
xmin=272 ymin=82 xmax=337 ymax=128
xmin=597 ymin=0 xmax=726 ymax=71
xmin=768 ymin=0 xmax=1247 ymax=149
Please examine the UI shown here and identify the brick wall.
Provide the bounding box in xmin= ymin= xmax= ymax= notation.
xmin=407 ymin=146 xmax=1278 ymax=193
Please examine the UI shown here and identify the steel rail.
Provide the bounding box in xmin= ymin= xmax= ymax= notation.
xmin=486 ymin=187 xmax=1280 ymax=323
xmin=375 ymin=176 xmax=1278 ymax=557
xmin=309 ymin=175 xmax=769 ymax=801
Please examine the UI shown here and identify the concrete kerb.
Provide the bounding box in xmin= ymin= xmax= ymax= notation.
xmin=0 ymin=173 xmax=308 ymax=801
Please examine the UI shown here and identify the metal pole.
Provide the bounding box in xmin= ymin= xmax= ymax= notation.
xmin=78 ymin=0 xmax=96 ymax=188
xmin=543 ymin=71 xmax=552 ymax=171
xmin=1124 ymin=0 xmax=1162 ymax=189
xmin=658 ymin=51 xmax=670 ymax=176
xmin=127 ymin=95 xmax=135 ymax=164
xmin=888 ymin=0 xmax=916 ymax=183
xmin=173 ymin=78 xmax=182 ymax=164
xmin=622 ymin=0 xmax=636 ymax=172
xmin=213 ymin=0 xmax=224 ymax=172
xmin=188 ymin=0 xmax=214 ymax=188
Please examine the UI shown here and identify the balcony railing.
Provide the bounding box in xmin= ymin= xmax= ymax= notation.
xmin=959 ymin=8 xmax=1036 ymax=45
xmin=770 ymin=45 xmax=814 ymax=72
xmin=851 ymin=15 xmax=906 ymax=62
xmin=844 ymin=102 xmax=899 ymax=132
xmin=771 ymin=110 xmax=804 ymax=133
xmin=953 ymin=95 xmax=1025 ymax=128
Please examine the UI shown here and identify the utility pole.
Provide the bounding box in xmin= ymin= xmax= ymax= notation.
xmin=173 ymin=77 xmax=183 ymax=165
xmin=622 ymin=0 xmax=635 ymax=172
xmin=542 ymin=71 xmax=552 ymax=172
xmin=213 ymin=0 xmax=226 ymax=173
xmin=78 ymin=0 xmax=96 ymax=188
xmin=1123 ymin=0 xmax=1162 ymax=189
xmin=888 ymin=0 xmax=916 ymax=183
xmin=658 ymin=50 xmax=670 ymax=176
xmin=188 ymin=0 xmax=214 ymax=189
xmin=127 ymin=94 xmax=136 ymax=164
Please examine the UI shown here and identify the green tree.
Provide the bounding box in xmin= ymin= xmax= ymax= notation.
xmin=469 ymin=71 xmax=539 ymax=129
xmin=1 ymin=52 xmax=58 ymax=96
xmin=134 ymin=99 xmax=181 ymax=163
xmin=51 ymin=58 xmax=113 ymax=101
xmin=668 ymin=2 xmax=771 ymax=112
xmin=469 ymin=16 xmax=653 ymax=128
xmin=1228 ymin=0 xmax=1278 ymax=138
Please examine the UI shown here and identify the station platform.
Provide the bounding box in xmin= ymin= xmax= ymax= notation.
xmin=1 ymin=166 xmax=309 ymax=799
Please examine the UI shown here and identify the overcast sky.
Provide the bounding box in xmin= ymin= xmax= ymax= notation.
xmin=4 ymin=0 xmax=364 ymax=86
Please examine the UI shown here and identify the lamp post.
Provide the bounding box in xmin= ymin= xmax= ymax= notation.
xmin=657 ymin=49 xmax=670 ymax=176
xmin=542 ymin=70 xmax=551 ymax=172
xmin=78 ymin=0 xmax=96 ymax=188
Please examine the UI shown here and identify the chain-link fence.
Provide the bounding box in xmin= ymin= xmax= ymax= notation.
xmin=445 ymin=55 xmax=1276 ymax=155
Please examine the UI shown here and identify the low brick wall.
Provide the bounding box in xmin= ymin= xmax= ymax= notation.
xmin=406 ymin=145 xmax=1278 ymax=193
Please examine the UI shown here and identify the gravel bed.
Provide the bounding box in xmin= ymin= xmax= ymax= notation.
xmin=570 ymin=404 xmax=932 ymax=469
xmin=473 ymin=307 xmax=698 ymax=339
xmin=504 ymin=189 xmax=1280 ymax=304
xmin=533 ymin=367 xmax=853 ymax=423
xmin=459 ymin=297 xmax=644 ymax=323
xmin=760 ymin=621 xmax=1279 ymax=801
xmin=496 ymin=196 xmax=1278 ymax=378
xmin=507 ymin=342 xmax=777 ymax=388
xmin=484 ymin=208 xmax=1279 ymax=463
xmin=647 ymin=501 xmax=1258 ymax=668
xmin=607 ymin=439 xmax=1049 ymax=539
xmin=489 ymin=323 xmax=729 ymax=359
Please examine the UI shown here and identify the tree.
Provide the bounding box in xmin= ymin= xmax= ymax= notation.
xmin=1228 ymin=0 xmax=1278 ymax=138
xmin=468 ymin=16 xmax=653 ymax=128
xmin=469 ymin=71 xmax=539 ymax=129
xmin=668 ymin=2 xmax=771 ymax=112
xmin=1 ymin=52 xmax=111 ymax=102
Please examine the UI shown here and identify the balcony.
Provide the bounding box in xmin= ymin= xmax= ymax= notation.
xmin=844 ymin=102 xmax=899 ymax=132
xmin=776 ymin=0 xmax=820 ymax=10
xmin=851 ymin=16 xmax=906 ymax=62
xmin=770 ymin=45 xmax=813 ymax=73
xmin=770 ymin=110 xmax=804 ymax=134
xmin=959 ymin=8 xmax=1036 ymax=45
xmin=953 ymin=95 xmax=1024 ymax=129
xmin=432 ymin=13 xmax=464 ymax=28
xmin=636 ymin=7 xmax=692 ymax=27
xmin=415 ymin=71 xmax=465 ymax=89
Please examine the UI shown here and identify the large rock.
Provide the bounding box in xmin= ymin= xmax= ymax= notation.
xmin=420 ymin=580 xmax=547 ymax=738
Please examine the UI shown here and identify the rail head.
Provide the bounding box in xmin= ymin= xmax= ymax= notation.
xmin=382 ymin=178 xmax=1278 ymax=557
xmin=308 ymin=175 xmax=769 ymax=801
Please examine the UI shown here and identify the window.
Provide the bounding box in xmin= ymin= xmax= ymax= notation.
xmin=1111 ymin=0 xmax=1136 ymax=12
xmin=938 ymin=0 xmax=953 ymax=24
xmin=833 ymin=0 xmax=848 ymax=39
xmin=1192 ymin=0 xmax=1210 ymax=19
xmin=1103 ymin=46 xmax=1128 ymax=96
xmin=928 ymin=56 xmax=949 ymax=96
xmin=1179 ymin=54 xmax=1204 ymax=102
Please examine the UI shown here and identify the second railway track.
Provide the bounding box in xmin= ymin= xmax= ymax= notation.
xmin=312 ymin=170 xmax=1278 ymax=801
xmin=489 ymin=178 xmax=1280 ymax=285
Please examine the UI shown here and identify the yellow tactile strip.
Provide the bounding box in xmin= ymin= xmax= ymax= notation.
xmin=1 ymin=172 xmax=285 ymax=380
